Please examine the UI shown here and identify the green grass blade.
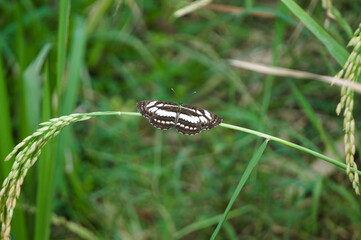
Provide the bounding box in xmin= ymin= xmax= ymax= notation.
xmin=57 ymin=15 xmax=87 ymax=177
xmin=223 ymin=222 xmax=238 ymax=240
xmin=23 ymin=43 xmax=52 ymax=132
xmin=15 ymin=3 xmax=29 ymax=139
xmin=1 ymin=19 xmax=29 ymax=240
xmin=60 ymin=17 xmax=87 ymax=115
xmin=55 ymin=16 xmax=88 ymax=221
xmin=56 ymin=0 xmax=70 ymax=101
xmin=34 ymin=62 xmax=55 ymax=240
xmin=33 ymin=2 xmax=70 ymax=238
xmin=0 ymin=45 xmax=13 ymax=176
xmin=86 ymin=0 xmax=113 ymax=34
xmin=281 ymin=0 xmax=349 ymax=66
xmin=331 ymin=7 xmax=353 ymax=39
xmin=210 ymin=140 xmax=268 ymax=240
xmin=288 ymin=81 xmax=341 ymax=159
xmin=219 ymin=123 xmax=361 ymax=175
xmin=261 ymin=2 xmax=288 ymax=116
xmin=173 ymin=206 xmax=256 ymax=239
xmin=21 ymin=44 xmax=52 ymax=217
xmin=12 ymin=5 xmax=31 ymax=240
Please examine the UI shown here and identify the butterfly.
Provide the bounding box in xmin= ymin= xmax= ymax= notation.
xmin=137 ymin=100 xmax=222 ymax=135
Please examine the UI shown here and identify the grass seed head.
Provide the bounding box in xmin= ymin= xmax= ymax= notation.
xmin=336 ymin=23 xmax=361 ymax=195
xmin=0 ymin=113 xmax=94 ymax=237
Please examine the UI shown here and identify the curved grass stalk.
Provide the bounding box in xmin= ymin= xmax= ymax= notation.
xmin=210 ymin=140 xmax=268 ymax=240
xmin=0 ymin=111 xmax=357 ymax=239
xmin=220 ymin=123 xmax=358 ymax=174
xmin=0 ymin=112 xmax=123 ymax=240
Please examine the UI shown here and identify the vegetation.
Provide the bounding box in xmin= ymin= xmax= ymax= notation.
xmin=0 ymin=0 xmax=361 ymax=239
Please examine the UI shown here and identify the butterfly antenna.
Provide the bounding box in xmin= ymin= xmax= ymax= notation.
xmin=186 ymin=90 xmax=197 ymax=101
xmin=171 ymin=88 xmax=180 ymax=102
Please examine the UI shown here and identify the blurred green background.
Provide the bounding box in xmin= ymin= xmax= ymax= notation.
xmin=1 ymin=0 xmax=361 ymax=239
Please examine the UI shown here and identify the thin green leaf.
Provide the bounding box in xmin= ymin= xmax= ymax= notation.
xmin=16 ymin=3 xmax=28 ymax=139
xmin=219 ymin=123 xmax=361 ymax=175
xmin=288 ymin=81 xmax=341 ymax=159
xmin=55 ymin=16 xmax=88 ymax=225
xmin=331 ymin=7 xmax=353 ymax=39
xmin=60 ymin=17 xmax=87 ymax=115
xmin=210 ymin=140 xmax=268 ymax=240
xmin=34 ymin=62 xmax=55 ymax=240
xmin=261 ymin=2 xmax=288 ymax=116
xmin=23 ymin=43 xmax=52 ymax=132
xmin=56 ymin=0 xmax=70 ymax=100
xmin=173 ymin=206 xmax=256 ymax=239
xmin=0 ymin=43 xmax=13 ymax=175
xmin=281 ymin=0 xmax=349 ymax=66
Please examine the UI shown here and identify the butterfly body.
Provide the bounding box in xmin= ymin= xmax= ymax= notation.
xmin=137 ymin=100 xmax=222 ymax=135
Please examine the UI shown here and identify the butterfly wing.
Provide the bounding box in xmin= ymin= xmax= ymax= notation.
xmin=137 ymin=100 xmax=177 ymax=130
xmin=175 ymin=105 xmax=222 ymax=135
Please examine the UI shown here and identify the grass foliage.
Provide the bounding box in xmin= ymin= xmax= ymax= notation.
xmin=1 ymin=0 xmax=361 ymax=239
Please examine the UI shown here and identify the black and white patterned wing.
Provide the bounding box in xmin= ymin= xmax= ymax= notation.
xmin=175 ymin=105 xmax=222 ymax=135
xmin=137 ymin=100 xmax=177 ymax=130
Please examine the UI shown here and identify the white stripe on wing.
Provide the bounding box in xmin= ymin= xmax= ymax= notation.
xmin=155 ymin=109 xmax=177 ymax=118
xmin=178 ymin=113 xmax=199 ymax=123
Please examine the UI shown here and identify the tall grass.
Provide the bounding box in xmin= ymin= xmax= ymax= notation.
xmin=34 ymin=0 xmax=71 ymax=238
xmin=1 ymin=113 xmax=360 ymax=238
xmin=0 ymin=1 xmax=361 ymax=239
